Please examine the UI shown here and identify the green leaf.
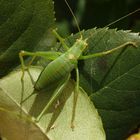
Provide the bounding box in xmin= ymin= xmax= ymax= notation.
xmin=58 ymin=28 xmax=140 ymax=139
xmin=0 ymin=68 xmax=105 ymax=140
xmin=0 ymin=0 xmax=55 ymax=77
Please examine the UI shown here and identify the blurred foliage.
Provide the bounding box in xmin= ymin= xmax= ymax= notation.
xmin=54 ymin=0 xmax=140 ymax=36
xmin=0 ymin=0 xmax=55 ymax=77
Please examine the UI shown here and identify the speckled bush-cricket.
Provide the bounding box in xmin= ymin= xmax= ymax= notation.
xmin=19 ymin=0 xmax=138 ymax=129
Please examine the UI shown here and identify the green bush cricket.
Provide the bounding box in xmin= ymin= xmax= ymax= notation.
xmin=19 ymin=0 xmax=139 ymax=129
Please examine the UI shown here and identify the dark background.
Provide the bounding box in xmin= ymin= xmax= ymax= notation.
xmin=54 ymin=0 xmax=140 ymax=36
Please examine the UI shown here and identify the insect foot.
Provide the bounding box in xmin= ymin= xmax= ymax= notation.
xmin=71 ymin=122 xmax=75 ymax=131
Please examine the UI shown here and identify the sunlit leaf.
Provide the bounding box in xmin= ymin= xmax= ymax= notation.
xmin=0 ymin=68 xmax=105 ymax=140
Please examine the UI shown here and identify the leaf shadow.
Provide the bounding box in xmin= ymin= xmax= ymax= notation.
xmin=25 ymin=80 xmax=73 ymax=132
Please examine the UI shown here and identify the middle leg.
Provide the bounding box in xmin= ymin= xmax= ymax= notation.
xmin=71 ymin=67 xmax=79 ymax=130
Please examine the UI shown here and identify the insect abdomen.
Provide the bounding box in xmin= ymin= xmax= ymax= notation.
xmin=34 ymin=54 xmax=77 ymax=90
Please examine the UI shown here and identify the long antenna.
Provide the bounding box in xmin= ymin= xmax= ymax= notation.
xmin=65 ymin=0 xmax=82 ymax=38
xmin=105 ymin=8 xmax=140 ymax=27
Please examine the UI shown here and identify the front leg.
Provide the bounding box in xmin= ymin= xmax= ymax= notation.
xmin=19 ymin=51 xmax=62 ymax=111
xmin=19 ymin=51 xmax=62 ymax=84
